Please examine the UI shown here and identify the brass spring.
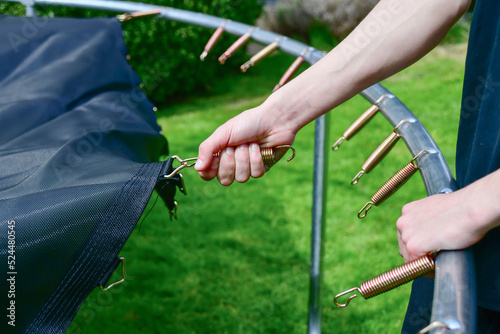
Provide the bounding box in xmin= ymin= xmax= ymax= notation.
xmin=241 ymin=39 xmax=281 ymax=72
xmin=200 ymin=21 xmax=226 ymax=61
xmin=273 ymin=55 xmax=305 ymax=92
xmin=334 ymin=253 xmax=436 ymax=308
xmin=219 ymin=30 xmax=253 ymax=64
xmin=351 ymin=120 xmax=408 ymax=185
xmin=332 ymin=95 xmax=391 ymax=151
xmin=116 ymin=8 xmax=164 ymax=21
xmin=358 ymin=150 xmax=428 ymax=218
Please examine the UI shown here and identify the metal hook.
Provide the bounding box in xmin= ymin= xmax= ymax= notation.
xmin=417 ymin=321 xmax=450 ymax=334
xmin=100 ymin=257 xmax=126 ymax=291
xmin=334 ymin=287 xmax=360 ymax=308
xmin=163 ymin=156 xmax=198 ymax=179
xmin=351 ymin=170 xmax=365 ymax=185
xmin=275 ymin=145 xmax=296 ymax=163
xmin=411 ymin=149 xmax=430 ymax=164
xmin=332 ymin=137 xmax=345 ymax=151
xmin=358 ymin=202 xmax=373 ymax=219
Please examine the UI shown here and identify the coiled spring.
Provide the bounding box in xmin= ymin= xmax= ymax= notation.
xmin=334 ymin=252 xmax=436 ymax=308
xmin=273 ymin=51 xmax=306 ymax=92
xmin=219 ymin=29 xmax=254 ymax=64
xmin=241 ymin=38 xmax=282 ymax=72
xmin=200 ymin=21 xmax=226 ymax=61
xmin=116 ymin=8 xmax=164 ymax=22
xmin=358 ymin=150 xmax=429 ymax=219
xmin=332 ymin=95 xmax=391 ymax=151
xmin=351 ymin=120 xmax=408 ymax=185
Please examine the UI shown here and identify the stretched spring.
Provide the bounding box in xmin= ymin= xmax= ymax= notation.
xmin=219 ymin=30 xmax=253 ymax=64
xmin=116 ymin=8 xmax=164 ymax=21
xmin=358 ymin=150 xmax=428 ymax=219
xmin=273 ymin=54 xmax=305 ymax=92
xmin=241 ymin=39 xmax=281 ymax=72
xmin=200 ymin=21 xmax=226 ymax=61
xmin=334 ymin=252 xmax=436 ymax=308
xmin=332 ymin=95 xmax=391 ymax=151
xmin=351 ymin=120 xmax=408 ymax=185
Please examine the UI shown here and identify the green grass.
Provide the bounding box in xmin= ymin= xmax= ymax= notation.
xmin=70 ymin=40 xmax=467 ymax=333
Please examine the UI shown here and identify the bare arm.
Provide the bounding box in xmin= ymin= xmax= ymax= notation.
xmin=195 ymin=0 xmax=471 ymax=185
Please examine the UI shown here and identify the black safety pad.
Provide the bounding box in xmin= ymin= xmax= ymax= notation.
xmin=0 ymin=15 xmax=173 ymax=333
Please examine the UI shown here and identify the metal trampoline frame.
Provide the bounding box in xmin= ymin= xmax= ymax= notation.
xmin=2 ymin=1 xmax=477 ymax=333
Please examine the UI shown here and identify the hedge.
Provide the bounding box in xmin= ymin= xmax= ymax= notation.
xmin=1 ymin=1 xmax=263 ymax=105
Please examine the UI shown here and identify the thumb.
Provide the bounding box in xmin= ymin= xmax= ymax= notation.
xmin=195 ymin=132 xmax=228 ymax=171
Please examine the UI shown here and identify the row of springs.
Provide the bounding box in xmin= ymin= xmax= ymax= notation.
xmin=332 ymin=94 xmax=436 ymax=308
xmin=117 ymin=9 xmax=306 ymax=92
xmin=199 ymin=21 xmax=307 ymax=92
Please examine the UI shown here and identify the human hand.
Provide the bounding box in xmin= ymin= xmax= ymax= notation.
xmin=194 ymin=104 xmax=296 ymax=186
xmin=396 ymin=189 xmax=490 ymax=263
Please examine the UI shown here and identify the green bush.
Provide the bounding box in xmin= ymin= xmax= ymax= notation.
xmin=1 ymin=1 xmax=262 ymax=105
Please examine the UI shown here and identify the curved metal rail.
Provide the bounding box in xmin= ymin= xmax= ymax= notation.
xmin=3 ymin=1 xmax=476 ymax=333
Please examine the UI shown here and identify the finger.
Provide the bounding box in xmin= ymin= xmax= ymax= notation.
xmin=195 ymin=130 xmax=229 ymax=171
xmin=249 ymin=143 xmax=265 ymax=178
xmin=198 ymin=155 xmax=220 ymax=181
xmin=217 ymin=147 xmax=235 ymax=186
xmin=234 ymin=144 xmax=250 ymax=183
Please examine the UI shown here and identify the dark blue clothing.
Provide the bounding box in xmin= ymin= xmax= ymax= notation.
xmin=403 ymin=1 xmax=500 ymax=332
xmin=456 ymin=0 xmax=500 ymax=313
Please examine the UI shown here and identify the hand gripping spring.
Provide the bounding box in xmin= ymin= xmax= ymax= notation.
xmin=163 ymin=145 xmax=296 ymax=179
xmin=334 ymin=252 xmax=436 ymax=308
xmin=358 ymin=150 xmax=429 ymax=219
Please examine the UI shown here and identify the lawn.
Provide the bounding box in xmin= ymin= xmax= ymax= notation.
xmin=70 ymin=40 xmax=467 ymax=333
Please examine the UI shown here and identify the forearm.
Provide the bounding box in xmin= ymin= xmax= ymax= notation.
xmin=463 ymin=168 xmax=500 ymax=235
xmin=265 ymin=0 xmax=470 ymax=133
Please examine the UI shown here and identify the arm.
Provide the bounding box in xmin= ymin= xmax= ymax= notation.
xmin=397 ymin=169 xmax=500 ymax=262
xmin=195 ymin=0 xmax=471 ymax=185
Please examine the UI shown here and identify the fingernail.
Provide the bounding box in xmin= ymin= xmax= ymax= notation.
xmin=224 ymin=147 xmax=234 ymax=155
xmin=250 ymin=143 xmax=259 ymax=151
xmin=195 ymin=159 xmax=203 ymax=170
xmin=239 ymin=144 xmax=248 ymax=150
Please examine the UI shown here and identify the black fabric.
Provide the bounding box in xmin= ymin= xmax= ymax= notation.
xmin=0 ymin=16 xmax=178 ymax=333
xmin=456 ymin=0 xmax=500 ymax=313
xmin=403 ymin=1 xmax=500 ymax=332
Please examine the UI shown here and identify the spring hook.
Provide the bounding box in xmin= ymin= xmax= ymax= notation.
xmin=334 ymin=252 xmax=436 ymax=308
xmin=116 ymin=8 xmax=164 ymax=22
xmin=332 ymin=95 xmax=391 ymax=151
xmin=358 ymin=150 xmax=429 ymax=219
xmin=200 ymin=20 xmax=227 ymax=61
xmin=273 ymin=49 xmax=307 ymax=92
xmin=163 ymin=145 xmax=296 ymax=179
xmin=240 ymin=38 xmax=282 ymax=72
xmin=351 ymin=120 xmax=408 ymax=185
xmin=219 ymin=29 xmax=254 ymax=64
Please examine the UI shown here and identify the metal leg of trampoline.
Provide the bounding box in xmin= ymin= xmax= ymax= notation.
xmin=307 ymin=113 xmax=330 ymax=334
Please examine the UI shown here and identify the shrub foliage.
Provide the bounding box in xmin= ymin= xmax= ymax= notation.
xmin=2 ymin=1 xmax=262 ymax=105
